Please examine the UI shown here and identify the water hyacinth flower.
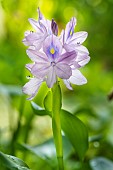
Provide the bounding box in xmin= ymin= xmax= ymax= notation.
xmin=22 ymin=8 xmax=90 ymax=100
xmin=60 ymin=17 xmax=90 ymax=66
xmin=22 ymin=8 xmax=52 ymax=50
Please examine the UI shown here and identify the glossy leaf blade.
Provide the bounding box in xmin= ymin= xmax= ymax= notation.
xmin=61 ymin=109 xmax=88 ymax=160
xmin=0 ymin=151 xmax=30 ymax=170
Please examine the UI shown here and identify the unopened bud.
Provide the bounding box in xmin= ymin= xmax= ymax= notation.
xmin=51 ymin=19 xmax=58 ymax=36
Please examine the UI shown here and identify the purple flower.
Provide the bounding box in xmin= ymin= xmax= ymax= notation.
xmin=23 ymin=34 xmax=77 ymax=99
xmin=22 ymin=8 xmax=90 ymax=100
xmin=60 ymin=17 xmax=90 ymax=67
xmin=22 ymin=8 xmax=52 ymax=50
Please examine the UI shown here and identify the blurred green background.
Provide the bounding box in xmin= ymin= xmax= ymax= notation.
xmin=0 ymin=0 xmax=113 ymax=169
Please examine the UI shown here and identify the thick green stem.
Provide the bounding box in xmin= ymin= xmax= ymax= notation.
xmin=52 ymin=83 xmax=64 ymax=170
xmin=52 ymin=114 xmax=63 ymax=158
xmin=57 ymin=157 xmax=64 ymax=170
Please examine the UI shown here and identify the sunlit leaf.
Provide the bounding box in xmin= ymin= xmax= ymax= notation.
xmin=61 ymin=109 xmax=88 ymax=160
xmin=0 ymin=151 xmax=30 ymax=170
xmin=31 ymin=101 xmax=51 ymax=116
xmin=90 ymin=157 xmax=113 ymax=170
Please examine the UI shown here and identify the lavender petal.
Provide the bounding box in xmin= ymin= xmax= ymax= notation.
xmin=46 ymin=66 xmax=57 ymax=88
xmin=69 ymin=69 xmax=87 ymax=85
xmin=55 ymin=63 xmax=72 ymax=79
xmin=22 ymin=78 xmax=43 ymax=100
xmin=56 ymin=50 xmax=77 ymax=64
xmin=26 ymin=49 xmax=48 ymax=63
xmin=31 ymin=63 xmax=50 ymax=78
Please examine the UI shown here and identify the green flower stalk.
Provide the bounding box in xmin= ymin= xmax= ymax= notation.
xmin=52 ymin=83 xmax=64 ymax=170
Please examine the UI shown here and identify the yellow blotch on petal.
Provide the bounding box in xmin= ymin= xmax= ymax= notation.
xmin=50 ymin=48 xmax=55 ymax=54
xmin=70 ymin=30 xmax=73 ymax=36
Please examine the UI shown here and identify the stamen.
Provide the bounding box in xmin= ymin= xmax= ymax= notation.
xmin=77 ymin=42 xmax=80 ymax=45
xmin=51 ymin=61 xmax=56 ymax=66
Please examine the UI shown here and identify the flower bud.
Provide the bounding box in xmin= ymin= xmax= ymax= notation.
xmin=51 ymin=19 xmax=58 ymax=36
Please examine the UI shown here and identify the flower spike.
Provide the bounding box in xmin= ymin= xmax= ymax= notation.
xmin=22 ymin=8 xmax=90 ymax=100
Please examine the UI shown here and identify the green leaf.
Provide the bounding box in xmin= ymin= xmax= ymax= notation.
xmin=90 ymin=157 xmax=113 ymax=170
xmin=0 ymin=151 xmax=30 ymax=170
xmin=61 ymin=109 xmax=88 ymax=160
xmin=19 ymin=136 xmax=73 ymax=167
xmin=31 ymin=101 xmax=51 ymax=116
xmin=43 ymin=90 xmax=52 ymax=112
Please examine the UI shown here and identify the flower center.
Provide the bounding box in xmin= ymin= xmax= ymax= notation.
xmin=50 ymin=48 xmax=55 ymax=54
xmin=51 ymin=61 xmax=56 ymax=66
